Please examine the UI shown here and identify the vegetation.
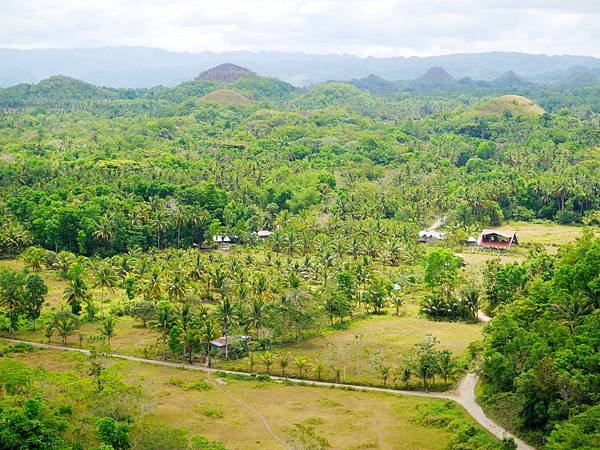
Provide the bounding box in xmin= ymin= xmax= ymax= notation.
xmin=479 ymin=231 xmax=600 ymax=448
xmin=0 ymin=344 xmax=503 ymax=449
xmin=0 ymin=63 xmax=599 ymax=448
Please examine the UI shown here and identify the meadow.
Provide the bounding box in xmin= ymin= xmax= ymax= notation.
xmin=1 ymin=342 xmax=501 ymax=449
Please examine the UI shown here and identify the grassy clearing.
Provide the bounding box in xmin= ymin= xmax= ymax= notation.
xmin=218 ymin=302 xmax=484 ymax=387
xmin=4 ymin=344 xmax=500 ymax=449
xmin=507 ymin=221 xmax=585 ymax=250
xmin=458 ymin=221 xmax=588 ymax=274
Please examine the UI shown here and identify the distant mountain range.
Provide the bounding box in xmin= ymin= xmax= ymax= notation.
xmin=2 ymin=47 xmax=600 ymax=88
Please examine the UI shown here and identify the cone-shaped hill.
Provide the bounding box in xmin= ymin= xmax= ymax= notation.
xmin=470 ymin=95 xmax=545 ymax=117
xmin=195 ymin=63 xmax=257 ymax=83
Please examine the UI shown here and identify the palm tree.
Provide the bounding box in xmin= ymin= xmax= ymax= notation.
xmin=247 ymin=352 xmax=258 ymax=372
xmin=261 ymin=351 xmax=274 ymax=374
xmin=143 ymin=267 xmax=163 ymax=304
xmin=93 ymin=217 xmax=115 ymax=245
xmin=150 ymin=301 xmax=175 ymax=360
xmin=248 ymin=297 xmax=267 ymax=340
xmin=100 ymin=316 xmax=116 ymax=353
xmin=172 ymin=204 xmax=188 ymax=248
xmin=93 ymin=263 xmax=117 ymax=317
xmin=210 ymin=266 xmax=229 ymax=299
xmin=253 ymin=274 xmax=268 ymax=299
xmin=53 ymin=312 xmax=79 ymax=346
xmin=181 ymin=326 xmax=199 ymax=364
xmin=166 ymin=271 xmax=187 ymax=303
xmin=390 ymin=291 xmax=405 ymax=316
xmin=199 ymin=317 xmax=220 ymax=367
xmin=294 ymin=356 xmax=308 ymax=378
xmin=553 ymin=296 xmax=591 ymax=333
xmin=63 ymin=276 xmax=90 ymax=316
xmin=347 ymin=235 xmax=362 ymax=259
xmin=461 ymin=286 xmax=480 ymax=320
xmin=379 ymin=365 xmax=391 ymax=386
xmin=215 ymin=297 xmax=237 ymax=360
xmin=284 ymin=233 xmax=296 ymax=255
xmin=278 ymin=352 xmax=290 ymax=377
xmin=151 ymin=211 xmax=169 ymax=250
xmin=54 ymin=251 xmax=75 ymax=278
xmin=312 ymin=360 xmax=325 ymax=380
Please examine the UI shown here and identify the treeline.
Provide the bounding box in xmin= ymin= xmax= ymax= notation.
xmin=480 ymin=230 xmax=600 ymax=448
xmin=1 ymin=87 xmax=599 ymax=258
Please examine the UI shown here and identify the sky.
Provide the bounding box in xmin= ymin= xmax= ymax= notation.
xmin=2 ymin=0 xmax=600 ymax=57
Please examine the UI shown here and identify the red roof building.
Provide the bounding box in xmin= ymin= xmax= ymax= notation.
xmin=477 ymin=229 xmax=518 ymax=249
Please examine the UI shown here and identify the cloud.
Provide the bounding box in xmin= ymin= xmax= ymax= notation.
xmin=1 ymin=0 xmax=599 ymax=57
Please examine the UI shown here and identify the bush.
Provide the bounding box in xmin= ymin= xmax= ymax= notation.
xmin=0 ymin=359 xmax=34 ymax=394
xmin=129 ymin=416 xmax=189 ymax=450
xmin=191 ymin=436 xmax=227 ymax=450
xmin=0 ymin=395 xmax=66 ymax=450
xmin=545 ymin=404 xmax=600 ymax=450
xmin=97 ymin=417 xmax=130 ymax=449
xmin=555 ymin=209 xmax=580 ymax=224
xmin=198 ymin=405 xmax=224 ymax=419
xmin=415 ymin=401 xmax=501 ymax=449
xmin=0 ymin=342 xmax=36 ymax=356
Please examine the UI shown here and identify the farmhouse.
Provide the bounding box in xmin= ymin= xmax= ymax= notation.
xmin=212 ymin=235 xmax=240 ymax=244
xmin=210 ymin=335 xmax=250 ymax=357
xmin=418 ymin=229 xmax=445 ymax=243
xmin=257 ymin=230 xmax=272 ymax=238
xmin=477 ymin=229 xmax=518 ymax=249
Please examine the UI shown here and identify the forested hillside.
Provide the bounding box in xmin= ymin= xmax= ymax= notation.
xmin=0 ymin=69 xmax=598 ymax=257
xmin=0 ymin=66 xmax=599 ymax=449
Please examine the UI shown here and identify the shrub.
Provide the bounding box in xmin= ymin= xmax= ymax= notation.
xmin=415 ymin=401 xmax=500 ymax=449
xmin=130 ymin=416 xmax=189 ymax=450
xmin=198 ymin=405 xmax=224 ymax=419
xmin=191 ymin=435 xmax=228 ymax=450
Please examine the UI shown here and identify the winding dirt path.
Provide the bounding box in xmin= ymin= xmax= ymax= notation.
xmin=206 ymin=371 xmax=292 ymax=449
xmin=3 ymin=337 xmax=533 ymax=449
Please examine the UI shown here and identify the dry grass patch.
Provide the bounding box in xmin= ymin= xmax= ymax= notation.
xmin=220 ymin=306 xmax=483 ymax=386
xmin=9 ymin=347 xmax=493 ymax=450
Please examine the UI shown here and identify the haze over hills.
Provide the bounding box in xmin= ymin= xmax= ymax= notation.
xmin=2 ymin=47 xmax=600 ymax=88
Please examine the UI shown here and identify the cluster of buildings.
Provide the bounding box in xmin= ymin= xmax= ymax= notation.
xmin=419 ymin=227 xmax=519 ymax=250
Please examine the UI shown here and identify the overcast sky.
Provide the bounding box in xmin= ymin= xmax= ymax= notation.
xmin=2 ymin=0 xmax=600 ymax=57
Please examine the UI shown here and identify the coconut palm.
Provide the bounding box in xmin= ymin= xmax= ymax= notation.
xmin=150 ymin=301 xmax=175 ymax=360
xmin=143 ymin=267 xmax=163 ymax=304
xmin=172 ymin=204 xmax=188 ymax=248
xmin=278 ymin=352 xmax=290 ymax=377
xmin=93 ymin=217 xmax=115 ymax=245
xmin=261 ymin=351 xmax=274 ymax=374
xmin=93 ymin=263 xmax=117 ymax=317
xmin=378 ymin=365 xmax=391 ymax=386
xmin=100 ymin=316 xmax=116 ymax=353
xmin=166 ymin=271 xmax=187 ymax=303
xmin=199 ymin=317 xmax=220 ymax=367
xmin=63 ymin=276 xmax=90 ymax=316
xmin=215 ymin=297 xmax=237 ymax=360
xmin=312 ymin=360 xmax=325 ymax=380
xmin=151 ymin=211 xmax=169 ymax=249
xmin=248 ymin=297 xmax=267 ymax=340
xmin=294 ymin=356 xmax=308 ymax=378
xmin=52 ymin=312 xmax=79 ymax=346
xmin=248 ymin=352 xmax=257 ymax=372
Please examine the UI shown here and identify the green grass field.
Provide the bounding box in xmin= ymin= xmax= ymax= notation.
xmin=218 ymin=302 xmax=483 ymax=387
xmin=3 ymin=344 xmax=500 ymax=449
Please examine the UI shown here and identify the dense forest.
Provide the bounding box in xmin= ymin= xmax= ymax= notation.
xmin=1 ymin=64 xmax=599 ymax=449
xmin=1 ymin=66 xmax=599 ymax=258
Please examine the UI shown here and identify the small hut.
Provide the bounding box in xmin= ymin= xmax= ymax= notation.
xmin=210 ymin=336 xmax=250 ymax=358
xmin=257 ymin=230 xmax=272 ymax=238
xmin=418 ymin=229 xmax=445 ymax=244
xmin=477 ymin=229 xmax=518 ymax=250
